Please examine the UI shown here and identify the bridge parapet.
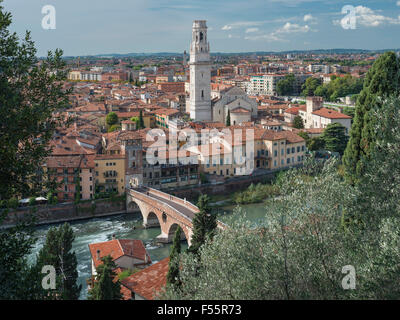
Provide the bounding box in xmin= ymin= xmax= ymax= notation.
xmin=146 ymin=188 xmax=200 ymax=213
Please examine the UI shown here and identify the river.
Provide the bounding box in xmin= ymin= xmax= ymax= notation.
xmin=29 ymin=202 xmax=267 ymax=300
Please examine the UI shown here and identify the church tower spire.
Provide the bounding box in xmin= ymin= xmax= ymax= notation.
xmin=189 ymin=20 xmax=211 ymax=122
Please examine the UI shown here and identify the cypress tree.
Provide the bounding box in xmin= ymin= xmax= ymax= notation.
xmin=139 ymin=110 xmax=145 ymax=129
xmin=343 ymin=51 xmax=400 ymax=183
xmin=88 ymin=255 xmax=122 ymax=300
xmin=189 ymin=195 xmax=217 ymax=255
xmin=226 ymin=110 xmax=231 ymax=127
xmin=166 ymin=226 xmax=182 ymax=288
xmin=35 ymin=223 xmax=81 ymax=300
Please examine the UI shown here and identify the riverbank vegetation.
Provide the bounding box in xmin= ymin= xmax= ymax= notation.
xmin=233 ymin=182 xmax=280 ymax=205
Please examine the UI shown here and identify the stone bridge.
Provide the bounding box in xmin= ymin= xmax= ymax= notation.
xmin=127 ymin=187 xmax=225 ymax=246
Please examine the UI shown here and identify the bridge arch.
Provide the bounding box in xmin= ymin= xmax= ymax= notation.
xmin=167 ymin=223 xmax=189 ymax=242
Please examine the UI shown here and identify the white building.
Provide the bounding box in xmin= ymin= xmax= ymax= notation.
xmin=299 ymin=96 xmax=352 ymax=134
xmin=188 ymin=20 xmax=212 ymax=122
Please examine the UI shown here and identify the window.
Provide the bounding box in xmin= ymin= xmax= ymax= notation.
xmin=274 ymin=150 xmax=277 ymax=157
xmin=292 ymin=147 xmax=295 ymax=153
xmin=287 ymin=148 xmax=290 ymax=154
xmin=297 ymin=146 xmax=300 ymax=153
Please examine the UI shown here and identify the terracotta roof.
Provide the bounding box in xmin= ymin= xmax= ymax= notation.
xmin=312 ymin=107 xmax=352 ymax=119
xmin=121 ymin=257 xmax=169 ymax=300
xmin=88 ymin=239 xmax=151 ymax=269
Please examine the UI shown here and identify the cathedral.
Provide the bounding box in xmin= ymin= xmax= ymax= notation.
xmin=188 ymin=20 xmax=257 ymax=124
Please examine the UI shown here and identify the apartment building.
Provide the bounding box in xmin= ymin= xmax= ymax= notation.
xmin=247 ymin=74 xmax=310 ymax=96
xmin=94 ymin=154 xmax=126 ymax=195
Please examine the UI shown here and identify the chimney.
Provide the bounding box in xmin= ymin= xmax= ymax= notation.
xmin=112 ymin=234 xmax=116 ymax=240
xmin=145 ymin=253 xmax=148 ymax=264
xmin=96 ymin=250 xmax=100 ymax=260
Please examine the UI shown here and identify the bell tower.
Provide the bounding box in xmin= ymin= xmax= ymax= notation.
xmin=189 ymin=20 xmax=211 ymax=122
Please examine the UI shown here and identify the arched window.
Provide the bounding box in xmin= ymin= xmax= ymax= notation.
xmin=201 ymin=90 xmax=204 ymax=98
xmin=200 ymin=32 xmax=203 ymax=41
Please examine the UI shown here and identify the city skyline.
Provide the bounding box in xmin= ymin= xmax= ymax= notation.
xmin=3 ymin=0 xmax=400 ymax=57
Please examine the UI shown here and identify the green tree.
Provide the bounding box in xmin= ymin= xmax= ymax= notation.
xmin=293 ymin=115 xmax=304 ymax=129
xmin=88 ymin=255 xmax=122 ymax=300
xmin=108 ymin=124 xmax=121 ymax=132
xmin=34 ymin=223 xmax=81 ymax=300
xmin=343 ymin=51 xmax=400 ymax=184
xmin=138 ymin=110 xmax=145 ymax=129
xmin=166 ymin=226 xmax=182 ymax=288
xmin=189 ymin=195 xmax=217 ymax=255
xmin=0 ymin=2 xmax=69 ymax=299
xmin=308 ymin=136 xmax=325 ymax=151
xmin=277 ymin=74 xmax=295 ymax=96
xmin=0 ymin=2 xmax=69 ymax=200
xmin=301 ymin=77 xmax=322 ymax=97
xmin=321 ymin=123 xmax=348 ymax=155
xmin=106 ymin=112 xmax=118 ymax=127
xmin=226 ymin=110 xmax=231 ymax=127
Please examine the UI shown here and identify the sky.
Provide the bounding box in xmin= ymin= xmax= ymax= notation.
xmin=2 ymin=0 xmax=400 ymax=56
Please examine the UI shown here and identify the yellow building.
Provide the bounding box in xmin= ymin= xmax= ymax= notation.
xmin=253 ymin=129 xmax=306 ymax=170
xmin=188 ymin=128 xmax=306 ymax=177
xmin=94 ymin=154 xmax=126 ymax=195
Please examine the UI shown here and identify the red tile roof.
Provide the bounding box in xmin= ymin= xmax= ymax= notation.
xmin=121 ymin=257 xmax=170 ymax=300
xmin=312 ymin=107 xmax=352 ymax=119
xmin=88 ymin=239 xmax=151 ymax=269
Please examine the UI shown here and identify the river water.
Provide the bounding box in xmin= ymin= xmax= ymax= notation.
xmin=29 ymin=202 xmax=267 ymax=300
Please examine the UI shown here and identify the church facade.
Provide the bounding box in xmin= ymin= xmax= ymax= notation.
xmin=212 ymin=86 xmax=258 ymax=124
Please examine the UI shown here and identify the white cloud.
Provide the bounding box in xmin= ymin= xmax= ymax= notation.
xmin=356 ymin=6 xmax=400 ymax=27
xmin=276 ymin=22 xmax=311 ymax=34
xmin=304 ymin=14 xmax=317 ymax=24
xmin=333 ymin=5 xmax=400 ymax=28
xmin=245 ymin=27 xmax=259 ymax=33
xmin=397 ymin=1 xmax=400 ymax=7
xmin=221 ymin=17 xmax=297 ymax=31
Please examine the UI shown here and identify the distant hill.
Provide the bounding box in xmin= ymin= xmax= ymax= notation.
xmin=61 ymin=49 xmax=400 ymax=59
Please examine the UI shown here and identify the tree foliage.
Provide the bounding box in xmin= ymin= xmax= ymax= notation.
xmin=226 ymin=110 xmax=231 ymax=127
xmin=0 ymin=2 xmax=69 ymax=300
xmin=277 ymin=74 xmax=295 ymax=96
xmin=189 ymin=195 xmax=217 ymax=255
xmin=321 ymin=123 xmax=349 ymax=155
xmin=314 ymin=75 xmax=363 ymax=102
xmin=0 ymin=2 xmax=70 ymax=200
xmin=167 ymin=226 xmax=182 ymax=289
xmin=293 ymin=115 xmax=304 ymax=129
xmin=33 ymin=223 xmax=81 ymax=300
xmin=105 ymin=112 xmax=118 ymax=127
xmin=88 ymin=255 xmax=122 ymax=300
xmin=343 ymin=51 xmax=400 ymax=184
xmin=301 ymin=77 xmax=322 ymax=97
xmin=162 ymin=155 xmax=400 ymax=299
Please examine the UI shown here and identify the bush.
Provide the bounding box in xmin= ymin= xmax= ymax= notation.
xmin=28 ymin=197 xmax=36 ymax=206
xmin=7 ymin=198 xmax=19 ymax=209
